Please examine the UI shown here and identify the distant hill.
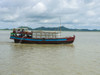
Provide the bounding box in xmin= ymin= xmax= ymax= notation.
xmin=0 ymin=26 xmax=100 ymax=31
xmin=32 ymin=26 xmax=100 ymax=31
xmin=34 ymin=26 xmax=69 ymax=31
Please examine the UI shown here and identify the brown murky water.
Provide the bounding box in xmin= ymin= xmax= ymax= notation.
xmin=0 ymin=31 xmax=100 ymax=75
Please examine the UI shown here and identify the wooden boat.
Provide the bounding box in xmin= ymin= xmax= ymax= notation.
xmin=10 ymin=28 xmax=75 ymax=44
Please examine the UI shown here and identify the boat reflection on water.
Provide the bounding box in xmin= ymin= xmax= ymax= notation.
xmin=11 ymin=43 xmax=75 ymax=51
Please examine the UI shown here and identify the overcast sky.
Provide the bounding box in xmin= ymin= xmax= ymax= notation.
xmin=0 ymin=0 xmax=100 ymax=29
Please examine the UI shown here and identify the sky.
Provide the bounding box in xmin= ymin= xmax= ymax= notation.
xmin=0 ymin=0 xmax=100 ymax=29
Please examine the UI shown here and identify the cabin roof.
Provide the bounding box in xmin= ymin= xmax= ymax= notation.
xmin=14 ymin=28 xmax=28 ymax=30
xmin=32 ymin=31 xmax=60 ymax=34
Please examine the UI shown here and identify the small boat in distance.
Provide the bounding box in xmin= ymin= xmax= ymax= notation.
xmin=10 ymin=28 xmax=75 ymax=44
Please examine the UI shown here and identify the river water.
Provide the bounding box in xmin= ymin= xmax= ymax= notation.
xmin=0 ymin=31 xmax=100 ymax=75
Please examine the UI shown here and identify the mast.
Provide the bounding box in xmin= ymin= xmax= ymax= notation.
xmin=59 ymin=17 xmax=61 ymax=37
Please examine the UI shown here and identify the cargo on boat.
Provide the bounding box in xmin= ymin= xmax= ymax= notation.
xmin=10 ymin=28 xmax=75 ymax=44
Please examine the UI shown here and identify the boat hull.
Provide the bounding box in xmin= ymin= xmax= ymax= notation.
xmin=10 ymin=36 xmax=75 ymax=44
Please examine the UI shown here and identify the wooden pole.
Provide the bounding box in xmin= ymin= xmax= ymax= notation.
xmin=59 ymin=17 xmax=61 ymax=37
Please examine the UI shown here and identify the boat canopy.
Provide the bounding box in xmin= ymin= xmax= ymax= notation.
xmin=32 ymin=31 xmax=60 ymax=38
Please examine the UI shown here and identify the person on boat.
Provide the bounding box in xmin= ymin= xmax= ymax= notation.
xmin=12 ymin=28 xmax=16 ymax=36
xmin=21 ymin=29 xmax=25 ymax=37
xmin=17 ymin=29 xmax=20 ymax=33
xmin=13 ymin=28 xmax=16 ymax=33
xmin=22 ymin=29 xmax=24 ymax=32
xmin=16 ymin=29 xmax=21 ymax=36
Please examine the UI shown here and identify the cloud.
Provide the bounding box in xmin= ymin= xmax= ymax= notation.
xmin=0 ymin=0 xmax=100 ymax=29
xmin=87 ymin=10 xmax=96 ymax=16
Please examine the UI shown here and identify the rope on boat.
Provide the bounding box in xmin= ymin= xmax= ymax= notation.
xmin=19 ymin=36 xmax=25 ymax=43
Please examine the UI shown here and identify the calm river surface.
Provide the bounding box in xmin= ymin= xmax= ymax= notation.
xmin=0 ymin=31 xmax=100 ymax=75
